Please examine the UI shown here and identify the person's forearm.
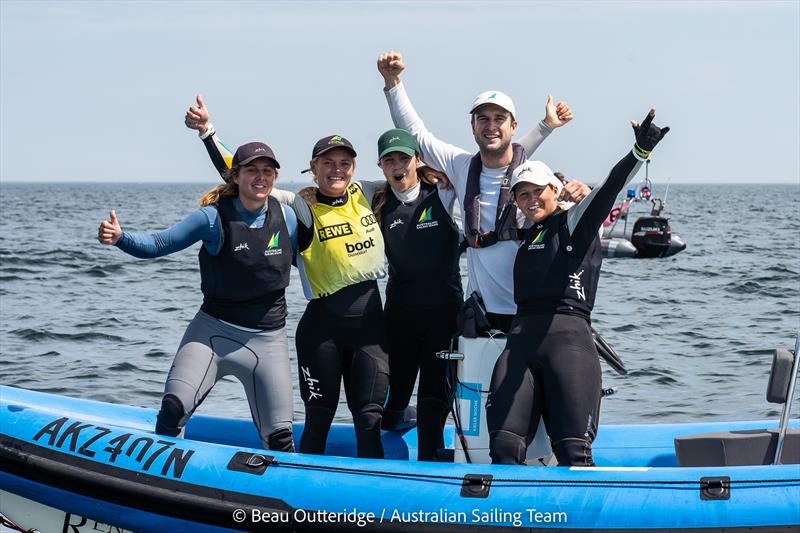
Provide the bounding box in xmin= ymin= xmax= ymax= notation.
xmin=270 ymin=187 xmax=297 ymax=205
xmin=116 ymin=209 xmax=217 ymax=258
xmin=201 ymin=129 xmax=234 ymax=179
xmin=567 ymin=152 xmax=642 ymax=236
xmin=385 ymin=82 xmax=426 ymax=136
xmin=517 ymin=121 xmax=553 ymax=157
xmin=356 ymin=180 xmax=386 ymax=205
xmin=289 ymin=195 xmax=313 ymax=227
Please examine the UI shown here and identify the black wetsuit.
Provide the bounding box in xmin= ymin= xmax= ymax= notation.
xmin=379 ymin=182 xmax=462 ymax=461
xmin=487 ymin=151 xmax=644 ymax=466
xmin=294 ymin=190 xmax=390 ymax=459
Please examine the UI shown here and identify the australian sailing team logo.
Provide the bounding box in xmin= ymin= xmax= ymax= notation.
xmin=264 ymin=231 xmax=283 ymax=256
xmin=527 ymin=228 xmax=548 ymax=250
xmin=416 ymin=207 xmax=439 ymax=230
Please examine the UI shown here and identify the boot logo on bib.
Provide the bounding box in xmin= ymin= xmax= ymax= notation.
xmin=345 ymin=237 xmax=376 ymax=257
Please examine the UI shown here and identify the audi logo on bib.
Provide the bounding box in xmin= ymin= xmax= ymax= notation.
xmin=360 ymin=214 xmax=377 ymax=227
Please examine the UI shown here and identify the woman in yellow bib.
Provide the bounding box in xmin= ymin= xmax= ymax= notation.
xmin=185 ymin=99 xmax=390 ymax=458
xmin=291 ymin=135 xmax=390 ymax=459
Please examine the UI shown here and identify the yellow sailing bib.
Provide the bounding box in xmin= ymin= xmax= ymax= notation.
xmin=301 ymin=183 xmax=386 ymax=298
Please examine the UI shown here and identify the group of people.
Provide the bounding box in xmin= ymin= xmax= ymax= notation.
xmin=98 ymin=51 xmax=668 ymax=466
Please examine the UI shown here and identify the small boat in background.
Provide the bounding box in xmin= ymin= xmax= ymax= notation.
xmin=602 ymin=160 xmax=686 ymax=258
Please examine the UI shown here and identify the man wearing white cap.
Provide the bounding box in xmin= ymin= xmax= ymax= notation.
xmin=377 ymin=51 xmax=590 ymax=330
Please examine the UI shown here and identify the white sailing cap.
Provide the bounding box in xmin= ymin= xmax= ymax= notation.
xmin=469 ymin=90 xmax=516 ymax=119
xmin=510 ymin=161 xmax=563 ymax=196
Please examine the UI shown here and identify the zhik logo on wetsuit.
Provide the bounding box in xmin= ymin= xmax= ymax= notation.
xmin=389 ymin=218 xmax=404 ymax=230
xmin=301 ymin=366 xmax=322 ymax=400
xmin=264 ymin=231 xmax=283 ymax=256
xmin=345 ymin=237 xmax=376 ymax=256
xmin=416 ymin=207 xmax=439 ymax=230
xmin=318 ymin=223 xmax=353 ymax=242
xmin=234 ymin=243 xmax=250 ymax=252
xmin=568 ymin=269 xmax=586 ymax=301
xmin=527 ymin=229 xmax=548 ymax=250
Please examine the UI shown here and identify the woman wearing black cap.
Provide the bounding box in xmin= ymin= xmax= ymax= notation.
xmin=265 ymin=129 xmax=459 ymax=462
xmin=97 ymin=141 xmax=298 ymax=453
xmin=290 ymin=134 xmax=392 ymax=458
xmin=486 ymin=109 xmax=669 ymax=466
xmin=186 ymin=100 xmax=391 ymax=458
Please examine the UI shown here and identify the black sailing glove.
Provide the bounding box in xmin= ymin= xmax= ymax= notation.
xmin=632 ymin=108 xmax=669 ymax=160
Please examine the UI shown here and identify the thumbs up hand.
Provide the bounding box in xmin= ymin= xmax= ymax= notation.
xmin=184 ymin=95 xmax=211 ymax=135
xmin=98 ymin=210 xmax=122 ymax=245
xmin=543 ymin=94 xmax=573 ymax=129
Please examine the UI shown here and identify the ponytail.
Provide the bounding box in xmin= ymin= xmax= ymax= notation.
xmin=199 ymin=168 xmax=239 ymax=206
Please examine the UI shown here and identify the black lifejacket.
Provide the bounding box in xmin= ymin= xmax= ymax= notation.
xmin=199 ymin=196 xmax=292 ymax=329
xmin=513 ymin=210 xmax=603 ymax=320
xmin=462 ymin=143 xmax=526 ymax=248
xmin=379 ymin=181 xmax=462 ymax=307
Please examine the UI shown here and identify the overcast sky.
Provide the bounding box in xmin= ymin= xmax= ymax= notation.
xmin=1 ymin=1 xmax=798 ymax=184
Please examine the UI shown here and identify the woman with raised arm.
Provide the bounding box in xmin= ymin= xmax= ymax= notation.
xmin=486 ymin=109 xmax=669 ymax=466
xmin=370 ymin=129 xmax=462 ymax=461
xmin=97 ymin=142 xmax=298 ymax=452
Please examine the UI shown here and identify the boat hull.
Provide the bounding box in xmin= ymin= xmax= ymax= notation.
xmin=1 ymin=386 xmax=798 ymax=532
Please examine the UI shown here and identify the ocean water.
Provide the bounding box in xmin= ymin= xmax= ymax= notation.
xmin=0 ymin=182 xmax=798 ymax=426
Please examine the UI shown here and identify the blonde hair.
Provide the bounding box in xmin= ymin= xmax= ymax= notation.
xmin=199 ymin=168 xmax=239 ymax=206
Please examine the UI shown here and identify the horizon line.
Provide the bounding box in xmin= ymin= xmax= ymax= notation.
xmin=1 ymin=179 xmax=798 ymax=186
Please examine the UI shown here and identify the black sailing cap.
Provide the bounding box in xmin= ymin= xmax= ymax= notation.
xmin=311 ymin=135 xmax=357 ymax=159
xmin=232 ymin=142 xmax=280 ymax=169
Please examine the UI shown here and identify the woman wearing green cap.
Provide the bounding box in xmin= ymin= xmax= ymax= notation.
xmin=97 ymin=140 xmax=298 ymax=453
xmin=363 ymin=128 xmax=462 ymax=461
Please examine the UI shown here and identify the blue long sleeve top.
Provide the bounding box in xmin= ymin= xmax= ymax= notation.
xmin=116 ymin=197 xmax=298 ymax=258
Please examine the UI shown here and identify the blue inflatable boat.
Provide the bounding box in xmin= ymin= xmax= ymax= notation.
xmin=1 ymin=381 xmax=798 ymax=533
xmin=2 ymin=342 xmax=800 ymax=532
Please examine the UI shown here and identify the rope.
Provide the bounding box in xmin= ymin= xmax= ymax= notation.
xmin=267 ymin=459 xmax=800 ymax=487
xmin=0 ymin=513 xmax=39 ymax=533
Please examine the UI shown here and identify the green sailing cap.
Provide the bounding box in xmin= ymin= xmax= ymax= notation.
xmin=377 ymin=128 xmax=420 ymax=160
